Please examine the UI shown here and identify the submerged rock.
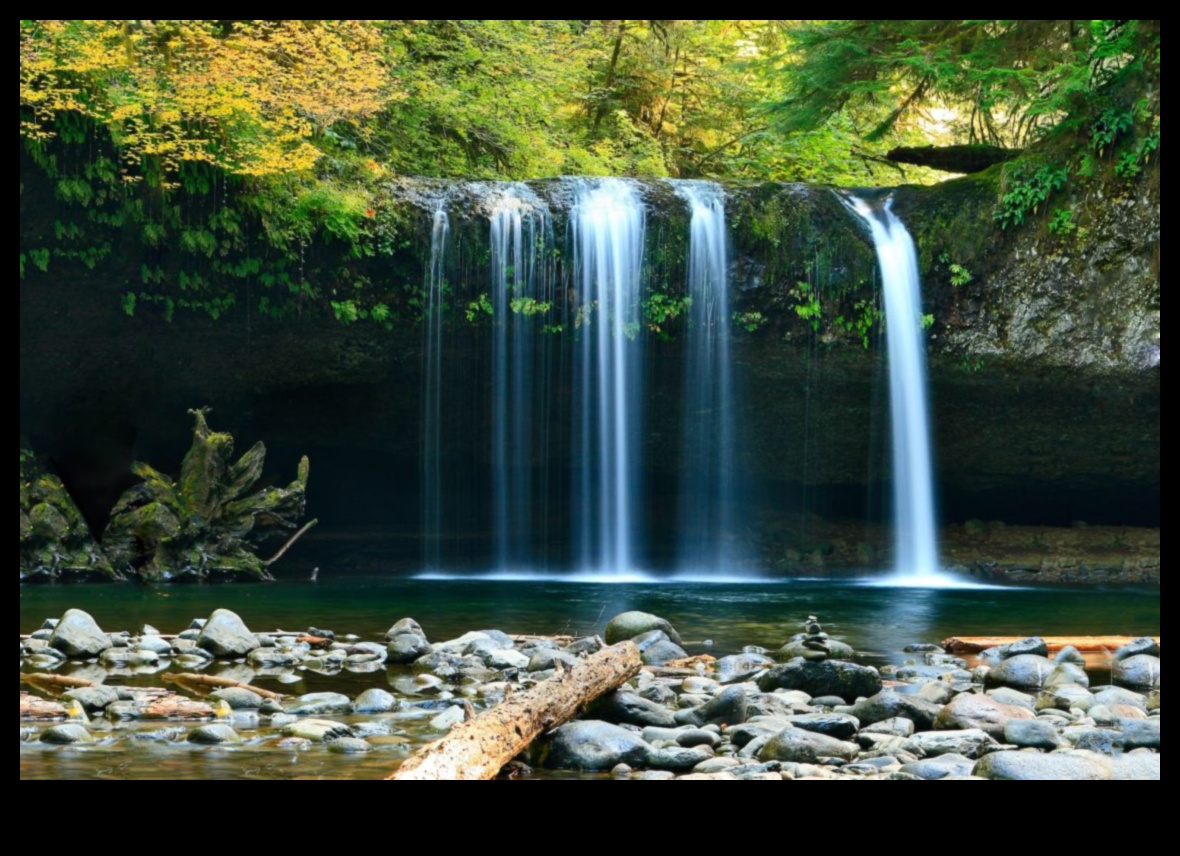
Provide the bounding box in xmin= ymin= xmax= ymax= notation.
xmin=48 ymin=610 xmax=111 ymax=658
xmin=40 ymin=724 xmax=94 ymax=746
xmin=188 ymin=725 xmax=241 ymax=746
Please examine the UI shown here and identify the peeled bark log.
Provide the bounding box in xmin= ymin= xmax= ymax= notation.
xmin=943 ymin=636 xmax=1159 ymax=655
xmin=389 ymin=642 xmax=642 ymax=781
xmin=161 ymin=673 xmax=285 ymax=702
xmin=886 ymin=145 xmax=1021 ymax=174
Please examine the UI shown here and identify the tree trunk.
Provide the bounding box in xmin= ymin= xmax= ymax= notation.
xmin=886 ymin=145 xmax=1021 ymax=174
xmin=388 ymin=642 xmax=641 ymax=781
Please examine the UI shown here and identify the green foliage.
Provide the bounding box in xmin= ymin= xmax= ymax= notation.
xmin=466 ymin=293 xmax=494 ymax=323
xmin=733 ymin=312 xmax=766 ymax=334
xmin=835 ymin=299 xmax=882 ymax=348
xmin=938 ymin=253 xmax=974 ymax=286
xmin=510 ymin=298 xmax=553 ymax=317
xmin=1048 ymin=208 xmax=1078 ymax=236
xmin=643 ymin=293 xmax=692 ymax=336
xmin=20 ymin=448 xmax=34 ymax=480
xmin=791 ymin=282 xmax=823 ymax=332
xmin=920 ymin=314 xmax=935 ymax=331
xmin=995 ymin=163 xmax=1070 ymax=230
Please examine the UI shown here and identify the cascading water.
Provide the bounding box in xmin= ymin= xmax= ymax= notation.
xmin=571 ymin=180 xmax=647 ymax=577
xmin=490 ymin=189 xmax=554 ymax=569
xmin=850 ymin=197 xmax=944 ymax=585
xmin=422 ymin=207 xmax=450 ymax=570
xmin=675 ymin=182 xmax=739 ymax=572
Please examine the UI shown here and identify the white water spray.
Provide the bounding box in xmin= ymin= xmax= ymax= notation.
xmin=850 ymin=197 xmax=945 ymax=586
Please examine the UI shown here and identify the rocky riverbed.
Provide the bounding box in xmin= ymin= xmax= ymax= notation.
xmin=20 ymin=609 xmax=1160 ymax=781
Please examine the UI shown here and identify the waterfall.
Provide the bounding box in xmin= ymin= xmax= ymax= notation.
xmin=571 ymin=180 xmax=647 ymax=576
xmin=490 ymin=189 xmax=553 ymax=569
xmin=422 ymin=208 xmax=450 ymax=570
xmin=850 ymin=197 xmax=943 ymax=584
xmin=675 ymin=182 xmax=738 ymax=572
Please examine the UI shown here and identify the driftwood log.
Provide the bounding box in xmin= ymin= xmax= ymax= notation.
xmin=161 ymin=672 xmax=285 ymax=702
xmin=943 ymin=636 xmax=1160 ymax=655
xmin=389 ymin=642 xmax=641 ymax=781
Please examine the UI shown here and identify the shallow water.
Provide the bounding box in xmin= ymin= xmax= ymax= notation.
xmin=20 ymin=578 xmax=1160 ymax=781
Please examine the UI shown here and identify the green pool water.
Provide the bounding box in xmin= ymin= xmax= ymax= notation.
xmin=19 ymin=578 xmax=1160 ymax=781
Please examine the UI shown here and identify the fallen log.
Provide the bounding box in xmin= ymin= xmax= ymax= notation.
xmin=943 ymin=636 xmax=1159 ymax=655
xmin=389 ymin=642 xmax=641 ymax=781
xmin=161 ymin=672 xmax=285 ymax=702
xmin=20 ymin=693 xmax=68 ymax=721
xmin=886 ymin=144 xmax=1022 ymax=174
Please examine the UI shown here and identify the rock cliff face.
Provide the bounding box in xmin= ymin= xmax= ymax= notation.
xmin=19 ymin=166 xmax=1160 ymax=577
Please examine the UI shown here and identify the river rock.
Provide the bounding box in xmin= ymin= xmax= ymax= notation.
xmin=1044 ymin=662 xmax=1089 ymax=690
xmin=188 ymin=725 xmax=241 ymax=745
xmin=757 ymin=728 xmax=859 ymax=764
xmin=388 ymin=634 xmax=433 ymax=665
xmin=528 ymin=649 xmax=579 ymax=672
xmin=1121 ymin=719 xmax=1161 ymax=751
xmin=1004 ymin=637 xmax=1050 ymax=658
xmin=538 ymin=721 xmax=652 ymax=772
xmin=862 ymin=717 xmax=915 ymax=738
xmin=1004 ymin=718 xmax=1064 ymax=750
xmin=1148 ymin=693 xmax=1160 ymax=712
xmin=1040 ymin=684 xmax=1094 ymax=712
xmin=986 ymin=654 xmax=1057 ymax=691
xmin=1054 ymin=646 xmax=1087 ymax=666
xmin=282 ymin=719 xmax=353 ymax=743
xmin=647 ymin=746 xmax=714 ymax=772
xmin=386 ymin=618 xmax=427 ymax=642
xmin=632 ymin=631 xmax=689 ymax=666
xmin=973 ymin=751 xmax=1112 ymax=781
xmin=986 ymin=687 xmax=1037 ymax=712
xmin=916 ymin=682 xmax=957 ymax=706
xmin=209 ymin=688 xmax=264 ymax=711
xmin=907 ymin=729 xmax=999 ymax=759
xmin=674 ymin=686 xmax=748 ymax=727
xmin=757 ymin=660 xmax=882 ymax=703
xmin=353 ymin=689 xmax=398 ymax=714
xmin=1114 ymin=655 xmax=1160 ymax=691
xmin=136 ymin=636 xmax=174 ymax=657
xmin=63 ymin=687 xmax=119 ymax=713
xmin=196 ymin=610 xmax=260 ymax=658
xmin=329 ymin=738 xmax=372 ymax=755
xmin=100 ymin=648 xmax=160 ymax=669
xmin=604 ymin=612 xmax=683 ymax=646
xmin=1112 ymin=753 xmax=1161 ymax=780
xmin=40 ymin=724 xmax=94 ymax=745
xmin=1116 ymin=637 xmax=1161 ymax=661
xmin=900 ymin=754 xmax=977 ymax=780
xmin=591 ymin=692 xmax=677 ymax=728
xmin=935 ymin=693 xmax=1035 ymax=740
xmin=1092 ymin=686 xmax=1149 ymax=712
xmin=48 ymin=610 xmax=112 ymax=658
xmin=716 ymin=653 xmax=775 ymax=684
xmin=843 ymin=692 xmax=942 ymax=730
xmin=776 ymin=639 xmax=855 ymax=662
xmin=787 ymin=713 xmax=860 ymax=740
xmin=289 ymin=693 xmax=352 ymax=716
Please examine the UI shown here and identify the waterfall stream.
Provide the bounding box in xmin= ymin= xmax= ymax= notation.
xmin=850 ymin=197 xmax=945 ymax=585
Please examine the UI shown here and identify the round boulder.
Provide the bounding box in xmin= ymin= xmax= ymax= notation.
xmin=196 ymin=610 xmax=260 ymax=658
xmin=537 ymin=721 xmax=652 ymax=772
xmin=1114 ymin=655 xmax=1160 ymax=691
xmin=48 ymin=610 xmax=112 ymax=659
xmin=973 ymin=751 xmax=1111 ymax=781
xmin=934 ymin=693 xmax=1035 ymax=740
xmin=604 ymin=612 xmax=682 ymax=647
